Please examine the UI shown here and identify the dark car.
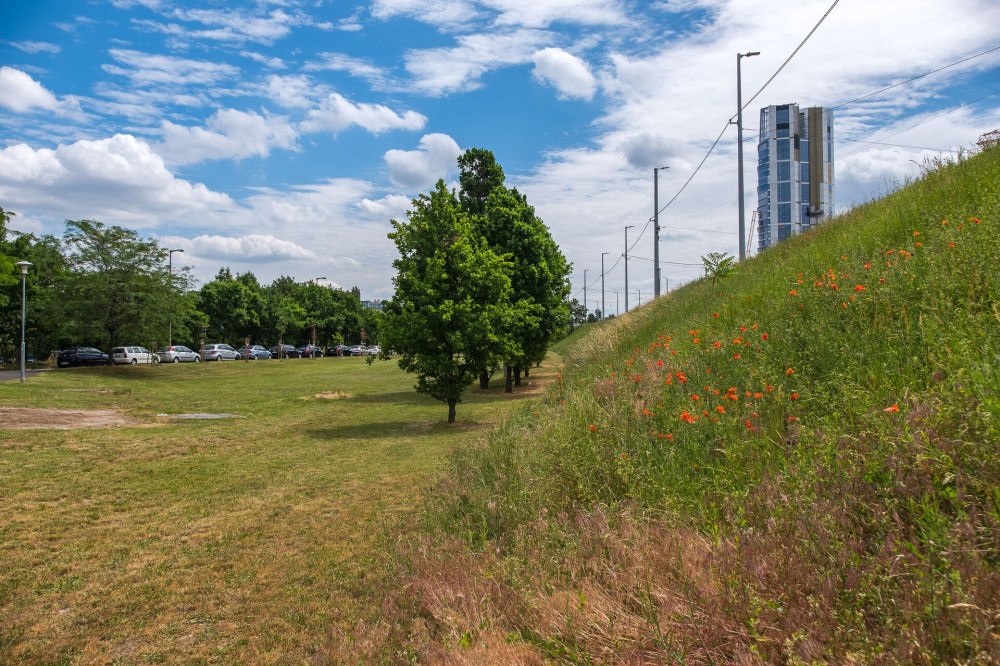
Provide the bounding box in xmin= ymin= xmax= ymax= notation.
xmin=297 ymin=345 xmax=324 ymax=358
xmin=268 ymin=344 xmax=301 ymax=359
xmin=330 ymin=344 xmax=351 ymax=357
xmin=57 ymin=347 xmax=109 ymax=367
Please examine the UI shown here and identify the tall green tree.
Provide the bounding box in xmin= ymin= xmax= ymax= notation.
xmin=61 ymin=219 xmax=189 ymax=351
xmin=457 ymin=149 xmax=572 ymax=388
xmin=381 ymin=180 xmax=514 ymax=423
xmin=480 ymin=186 xmax=571 ymax=382
xmin=198 ymin=268 xmax=264 ymax=343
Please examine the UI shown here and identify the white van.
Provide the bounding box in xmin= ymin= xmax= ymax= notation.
xmin=112 ymin=346 xmax=159 ymax=365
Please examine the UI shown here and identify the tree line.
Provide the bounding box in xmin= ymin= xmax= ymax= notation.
xmin=0 ymin=208 xmax=380 ymax=361
xmin=379 ymin=148 xmax=572 ymax=422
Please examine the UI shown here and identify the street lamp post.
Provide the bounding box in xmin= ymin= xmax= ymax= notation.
xmin=654 ymin=166 xmax=668 ymax=297
xmin=736 ymin=51 xmax=759 ymax=261
xmin=624 ymin=225 xmax=635 ymax=312
xmin=600 ymin=252 xmax=608 ymax=320
xmin=168 ymin=248 xmax=183 ymax=345
xmin=15 ymin=261 xmax=32 ymax=383
xmin=314 ymin=276 xmax=327 ymax=285
xmin=583 ymin=269 xmax=588 ymax=321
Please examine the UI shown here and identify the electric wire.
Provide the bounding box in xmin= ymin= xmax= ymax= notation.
xmin=830 ymin=45 xmax=1000 ymax=111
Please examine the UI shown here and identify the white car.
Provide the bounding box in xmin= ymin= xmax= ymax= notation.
xmin=112 ymin=346 xmax=159 ymax=365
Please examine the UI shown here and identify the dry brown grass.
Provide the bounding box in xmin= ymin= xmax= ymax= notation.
xmin=336 ymin=422 xmax=1000 ymax=664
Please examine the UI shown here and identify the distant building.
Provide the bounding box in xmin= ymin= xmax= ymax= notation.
xmin=756 ymin=104 xmax=834 ymax=252
xmin=361 ymin=299 xmax=384 ymax=311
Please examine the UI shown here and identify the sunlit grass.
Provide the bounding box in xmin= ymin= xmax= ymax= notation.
xmin=0 ymin=356 xmax=553 ymax=662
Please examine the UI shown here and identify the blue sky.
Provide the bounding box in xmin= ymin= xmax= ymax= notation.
xmin=2 ymin=0 xmax=999 ymax=310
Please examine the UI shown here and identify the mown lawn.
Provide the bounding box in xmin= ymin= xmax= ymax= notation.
xmin=0 ymin=356 xmax=550 ymax=663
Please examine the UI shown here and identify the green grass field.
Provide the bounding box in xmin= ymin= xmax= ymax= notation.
xmin=0 ymin=357 xmax=550 ymax=663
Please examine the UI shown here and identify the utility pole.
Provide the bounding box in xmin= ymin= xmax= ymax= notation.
xmin=654 ymin=166 xmax=668 ymax=297
xmin=624 ymin=225 xmax=634 ymax=312
xmin=600 ymin=252 xmax=608 ymax=320
xmin=736 ymin=51 xmax=759 ymax=261
xmin=583 ymin=269 xmax=588 ymax=320
xmin=638 ymin=288 xmax=642 ymax=307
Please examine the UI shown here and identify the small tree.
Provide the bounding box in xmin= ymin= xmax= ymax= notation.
xmin=702 ymin=251 xmax=737 ymax=286
xmin=381 ymin=181 xmax=514 ymax=423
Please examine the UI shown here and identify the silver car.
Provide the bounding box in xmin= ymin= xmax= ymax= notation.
xmin=157 ymin=345 xmax=201 ymax=363
xmin=203 ymin=343 xmax=239 ymax=361
xmin=237 ymin=345 xmax=272 ymax=360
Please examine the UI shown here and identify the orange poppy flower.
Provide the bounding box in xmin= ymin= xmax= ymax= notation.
xmin=716 ymin=405 xmax=725 ymax=413
xmin=883 ymin=404 xmax=899 ymax=412
xmin=786 ymin=368 xmax=794 ymax=375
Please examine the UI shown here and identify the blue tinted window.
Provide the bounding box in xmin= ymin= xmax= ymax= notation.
xmin=776 ymin=107 xmax=789 ymax=123
xmin=777 ymin=161 xmax=790 ymax=181
xmin=776 ymin=139 xmax=790 ymax=160
xmin=778 ymin=182 xmax=791 ymax=202
xmin=778 ymin=225 xmax=791 ymax=240
xmin=778 ymin=203 xmax=791 ymax=223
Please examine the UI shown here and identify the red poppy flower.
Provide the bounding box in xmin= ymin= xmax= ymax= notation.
xmin=761 ymin=333 xmax=768 ymax=340
xmin=883 ymin=404 xmax=899 ymax=412
xmin=786 ymin=368 xmax=794 ymax=375
xmin=716 ymin=405 xmax=725 ymax=413
xmin=791 ymin=393 xmax=798 ymax=400
xmin=864 ymin=262 xmax=871 ymax=269
xmin=789 ymin=290 xmax=797 ymax=295
xmin=589 ymin=425 xmax=596 ymax=432
xmin=855 ymin=285 xmax=866 ymax=292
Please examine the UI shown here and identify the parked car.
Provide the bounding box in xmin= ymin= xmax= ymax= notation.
xmin=347 ymin=345 xmax=365 ymax=356
xmin=112 ymin=346 xmax=159 ymax=365
xmin=236 ymin=344 xmax=272 ymax=360
xmin=297 ymin=344 xmax=324 ymax=358
xmin=269 ymin=344 xmax=301 ymax=359
xmin=157 ymin=345 xmax=201 ymax=363
xmin=57 ymin=347 xmax=109 ymax=367
xmin=203 ymin=343 xmax=239 ymax=361
xmin=330 ymin=344 xmax=351 ymax=357
xmin=363 ymin=345 xmax=381 ymax=356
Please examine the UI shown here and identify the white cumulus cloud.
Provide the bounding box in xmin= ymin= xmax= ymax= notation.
xmin=384 ymin=134 xmax=462 ymax=189
xmin=531 ymin=48 xmax=597 ymax=100
xmin=301 ymin=93 xmax=426 ymax=134
xmin=0 ymin=67 xmax=60 ymax=113
xmin=0 ymin=134 xmax=234 ymax=226
xmin=156 ymin=108 xmax=299 ymax=165
xmin=186 ymin=233 xmax=317 ymax=261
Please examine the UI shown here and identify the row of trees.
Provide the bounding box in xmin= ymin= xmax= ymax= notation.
xmin=380 ymin=149 xmax=572 ymax=422
xmin=0 ymin=208 xmax=379 ymax=361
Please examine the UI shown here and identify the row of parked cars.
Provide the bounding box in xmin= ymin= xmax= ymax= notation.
xmin=56 ymin=344 xmax=382 ymax=367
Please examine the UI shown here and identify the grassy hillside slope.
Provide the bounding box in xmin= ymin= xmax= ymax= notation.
xmin=355 ymin=147 xmax=1000 ymax=663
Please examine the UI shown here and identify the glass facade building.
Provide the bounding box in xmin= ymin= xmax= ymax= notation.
xmin=756 ymin=104 xmax=834 ymax=252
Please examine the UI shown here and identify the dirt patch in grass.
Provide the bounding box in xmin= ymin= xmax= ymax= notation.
xmin=303 ymin=391 xmax=354 ymax=400
xmin=0 ymin=407 xmax=136 ymax=429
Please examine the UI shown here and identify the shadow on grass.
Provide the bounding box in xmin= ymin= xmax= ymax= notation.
xmin=305 ymin=418 xmax=488 ymax=440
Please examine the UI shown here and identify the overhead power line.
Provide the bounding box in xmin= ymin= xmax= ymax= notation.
xmin=830 ymin=44 xmax=1000 ymax=111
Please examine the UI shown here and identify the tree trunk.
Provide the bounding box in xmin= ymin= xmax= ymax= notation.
xmin=448 ymin=398 xmax=457 ymax=423
xmin=504 ymin=364 xmax=512 ymax=393
xmin=479 ymin=369 xmax=490 ymax=389
xmin=514 ymin=367 xmax=521 ymax=387
xmin=524 ymin=367 xmax=529 ymax=377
